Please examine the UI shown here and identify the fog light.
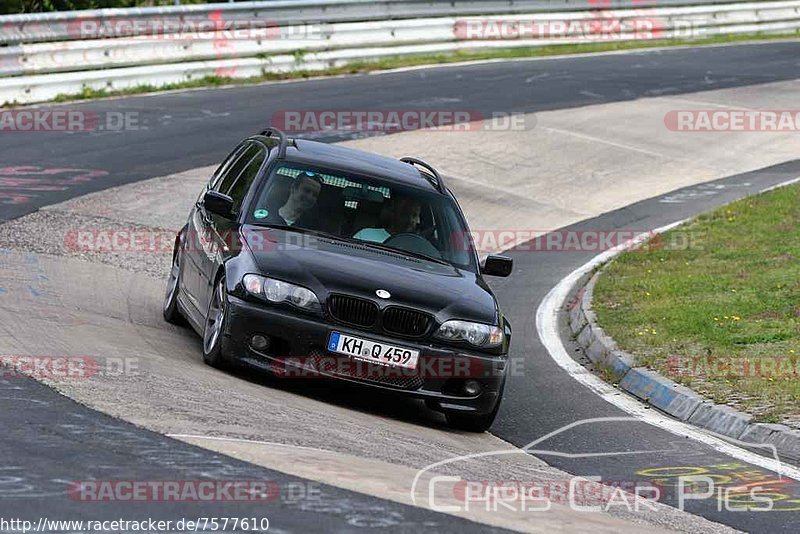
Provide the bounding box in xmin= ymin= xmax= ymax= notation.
xmin=250 ymin=334 xmax=270 ymax=352
xmin=463 ymin=379 xmax=481 ymax=396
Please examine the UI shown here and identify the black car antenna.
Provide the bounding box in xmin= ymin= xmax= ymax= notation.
xmin=400 ymin=157 xmax=446 ymax=194
xmin=260 ymin=127 xmax=290 ymax=157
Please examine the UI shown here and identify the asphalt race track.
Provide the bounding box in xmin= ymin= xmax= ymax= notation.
xmin=2 ymin=42 xmax=800 ymax=221
xmin=2 ymin=41 xmax=800 ymax=532
xmin=0 ymin=377 xmax=507 ymax=533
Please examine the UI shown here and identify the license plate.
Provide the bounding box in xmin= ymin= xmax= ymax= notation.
xmin=327 ymin=332 xmax=419 ymax=370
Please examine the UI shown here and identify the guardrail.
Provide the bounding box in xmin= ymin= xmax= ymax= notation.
xmin=0 ymin=0 xmax=765 ymax=45
xmin=1 ymin=0 xmax=798 ymax=106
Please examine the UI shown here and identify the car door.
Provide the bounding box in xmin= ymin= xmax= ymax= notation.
xmin=181 ymin=142 xmax=249 ymax=317
xmin=197 ymin=142 xmax=268 ymax=315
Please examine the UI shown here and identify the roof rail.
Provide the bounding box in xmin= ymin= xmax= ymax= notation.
xmin=260 ymin=127 xmax=289 ymax=157
xmin=400 ymin=157 xmax=446 ymax=194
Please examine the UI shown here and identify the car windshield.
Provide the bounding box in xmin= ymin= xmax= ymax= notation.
xmin=245 ymin=163 xmax=477 ymax=271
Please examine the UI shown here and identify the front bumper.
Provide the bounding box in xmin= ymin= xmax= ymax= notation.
xmin=224 ymin=296 xmax=507 ymax=415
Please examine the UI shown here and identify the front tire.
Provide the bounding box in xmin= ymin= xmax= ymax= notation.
xmin=203 ymin=275 xmax=231 ymax=369
xmin=163 ymin=248 xmax=186 ymax=325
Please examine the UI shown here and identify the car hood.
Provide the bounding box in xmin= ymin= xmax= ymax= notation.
xmin=241 ymin=226 xmax=498 ymax=324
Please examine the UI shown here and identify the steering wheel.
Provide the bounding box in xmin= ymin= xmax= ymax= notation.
xmin=383 ymin=233 xmax=442 ymax=259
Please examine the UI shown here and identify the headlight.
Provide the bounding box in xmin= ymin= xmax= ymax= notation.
xmin=243 ymin=274 xmax=321 ymax=312
xmin=434 ymin=320 xmax=504 ymax=348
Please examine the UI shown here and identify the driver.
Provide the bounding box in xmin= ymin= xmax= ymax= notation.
xmin=353 ymin=195 xmax=421 ymax=243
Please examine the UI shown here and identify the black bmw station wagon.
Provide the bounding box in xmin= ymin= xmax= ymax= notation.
xmin=164 ymin=128 xmax=514 ymax=431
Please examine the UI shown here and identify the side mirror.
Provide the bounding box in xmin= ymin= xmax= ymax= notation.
xmin=204 ymin=190 xmax=234 ymax=218
xmin=481 ymin=255 xmax=513 ymax=277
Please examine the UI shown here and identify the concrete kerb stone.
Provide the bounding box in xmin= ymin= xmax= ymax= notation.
xmin=574 ymin=272 xmax=630 ymax=380
xmin=567 ymin=269 xmax=593 ymax=335
xmin=569 ymin=298 xmax=585 ymax=334
xmin=566 ymin=255 xmax=800 ymax=465
xmin=585 ymin=336 xmax=609 ymax=366
xmin=741 ymin=423 xmax=792 ymax=448
xmin=576 ymin=321 xmax=594 ymax=349
xmin=766 ymin=428 xmax=800 ymax=463
xmin=618 ymin=366 xmax=703 ymax=420
xmin=688 ymin=404 xmax=753 ymax=440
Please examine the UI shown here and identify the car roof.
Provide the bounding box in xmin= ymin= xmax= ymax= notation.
xmin=277 ymin=138 xmax=441 ymax=193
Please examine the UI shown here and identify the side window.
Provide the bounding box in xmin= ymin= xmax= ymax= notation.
xmin=215 ymin=143 xmax=260 ymax=194
xmin=227 ymin=146 xmax=267 ymax=213
xmin=210 ymin=143 xmax=248 ymax=190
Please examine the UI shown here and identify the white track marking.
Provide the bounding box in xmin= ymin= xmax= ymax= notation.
xmin=538 ymin=126 xmax=668 ymax=159
xmin=535 ymin=176 xmax=800 ymax=480
xmin=660 ymin=96 xmax=762 ymax=110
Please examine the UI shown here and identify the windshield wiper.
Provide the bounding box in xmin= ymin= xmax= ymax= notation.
xmin=352 ymin=239 xmax=452 ymax=267
xmin=247 ymin=222 xmax=453 ymax=266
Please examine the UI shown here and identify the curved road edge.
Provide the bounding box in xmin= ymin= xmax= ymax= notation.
xmin=535 ymin=177 xmax=800 ymax=479
xmin=570 ymin=258 xmax=800 ymax=464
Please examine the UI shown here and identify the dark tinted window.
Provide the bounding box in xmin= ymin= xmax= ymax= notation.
xmin=216 ymin=143 xmax=260 ymax=195
xmin=210 ymin=143 xmax=248 ymax=190
xmin=228 ymin=146 xmax=266 ymax=213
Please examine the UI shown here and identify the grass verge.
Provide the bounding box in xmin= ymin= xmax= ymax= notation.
xmin=11 ymin=30 xmax=795 ymax=106
xmin=593 ymin=183 xmax=800 ymax=427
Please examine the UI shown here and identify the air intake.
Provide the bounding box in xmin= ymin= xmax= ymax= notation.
xmin=327 ymin=295 xmax=378 ymax=327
